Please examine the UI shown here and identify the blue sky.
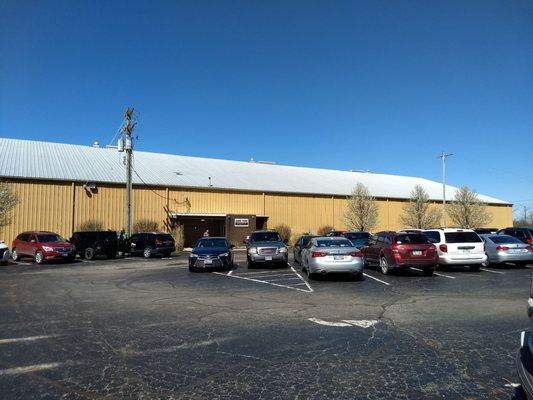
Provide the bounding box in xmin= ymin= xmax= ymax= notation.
xmin=1 ymin=0 xmax=532 ymax=215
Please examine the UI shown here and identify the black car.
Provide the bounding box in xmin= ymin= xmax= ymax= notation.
xmin=498 ymin=227 xmax=533 ymax=245
xmin=341 ymin=231 xmax=372 ymax=248
xmin=293 ymin=235 xmax=317 ymax=265
xmin=189 ymin=237 xmax=233 ymax=272
xmin=474 ymin=228 xmax=499 ymax=235
xmin=70 ymin=231 xmax=119 ymax=260
xmin=127 ymin=232 xmax=175 ymax=258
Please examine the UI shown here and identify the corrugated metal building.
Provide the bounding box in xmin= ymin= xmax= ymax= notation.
xmin=0 ymin=138 xmax=512 ymax=246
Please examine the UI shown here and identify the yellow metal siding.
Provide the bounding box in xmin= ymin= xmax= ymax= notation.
xmin=0 ymin=179 xmax=514 ymax=246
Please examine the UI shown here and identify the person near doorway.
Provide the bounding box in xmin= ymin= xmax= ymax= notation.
xmin=203 ymin=229 xmax=210 ymax=237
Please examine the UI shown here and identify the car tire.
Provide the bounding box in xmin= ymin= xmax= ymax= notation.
xmin=84 ymin=247 xmax=95 ymax=260
xmin=481 ymin=258 xmax=490 ymax=267
xmin=143 ymin=247 xmax=152 ymax=259
xmin=380 ymin=257 xmax=390 ymax=275
xmin=248 ymin=260 xmax=255 ymax=269
xmin=35 ymin=251 xmax=44 ymax=264
xmin=470 ymin=265 xmax=481 ymax=272
xmin=423 ymin=266 xmax=435 ymax=276
xmin=11 ymin=248 xmax=20 ymax=262
xmin=352 ymin=272 xmax=363 ymax=281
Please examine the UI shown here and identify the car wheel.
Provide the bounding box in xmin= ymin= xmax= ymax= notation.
xmin=351 ymin=272 xmax=363 ymax=281
xmin=380 ymin=257 xmax=390 ymax=275
xmin=470 ymin=265 xmax=481 ymax=272
xmin=481 ymin=257 xmax=490 ymax=267
xmin=248 ymin=260 xmax=255 ymax=269
xmin=11 ymin=248 xmax=20 ymax=262
xmin=35 ymin=251 xmax=44 ymax=264
xmin=143 ymin=247 xmax=152 ymax=258
xmin=84 ymin=247 xmax=95 ymax=260
xmin=423 ymin=266 xmax=435 ymax=276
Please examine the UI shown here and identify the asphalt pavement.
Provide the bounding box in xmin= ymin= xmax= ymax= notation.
xmin=0 ymin=251 xmax=532 ymax=399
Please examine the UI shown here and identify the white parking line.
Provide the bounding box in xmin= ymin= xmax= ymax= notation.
xmin=0 ymin=362 xmax=63 ymax=376
xmin=480 ymin=268 xmax=504 ymax=274
xmin=227 ymin=269 xmax=234 ymax=276
xmin=434 ymin=272 xmax=456 ymax=279
xmin=0 ymin=335 xmax=59 ymax=345
xmin=289 ymin=264 xmax=314 ymax=292
xmin=213 ymin=269 xmax=313 ymax=293
xmin=231 ymin=270 xmax=292 ymax=276
xmin=362 ymin=273 xmax=391 ymax=286
xmin=237 ymin=272 xmax=296 ymax=279
xmin=263 ymin=276 xmax=302 ymax=282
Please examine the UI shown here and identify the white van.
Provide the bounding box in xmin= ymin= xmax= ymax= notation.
xmin=423 ymin=228 xmax=487 ymax=271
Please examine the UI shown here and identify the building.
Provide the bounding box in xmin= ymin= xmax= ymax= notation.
xmin=0 ymin=138 xmax=512 ymax=246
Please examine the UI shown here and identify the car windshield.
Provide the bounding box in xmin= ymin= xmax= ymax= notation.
xmin=444 ymin=232 xmax=482 ymax=243
xmin=395 ymin=234 xmax=430 ymax=244
xmin=250 ymin=232 xmax=281 ymax=242
xmin=197 ymin=239 xmax=227 ymax=248
xmin=344 ymin=232 xmax=371 ymax=240
xmin=316 ymin=239 xmax=353 ymax=248
xmin=489 ymin=235 xmax=523 ymax=244
xmin=37 ymin=234 xmax=65 ymax=242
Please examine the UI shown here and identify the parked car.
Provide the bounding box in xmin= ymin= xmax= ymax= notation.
xmin=293 ymin=235 xmax=317 ymax=264
xmin=11 ymin=231 xmax=75 ymax=264
xmin=300 ymin=237 xmax=363 ymax=279
xmin=246 ymin=230 xmax=288 ymax=268
xmin=189 ymin=237 xmax=233 ymax=272
xmin=326 ymin=230 xmax=346 ymax=237
xmin=474 ymin=228 xmax=499 ymax=235
xmin=0 ymin=240 xmax=9 ymax=266
xmin=498 ymin=227 xmax=533 ymax=245
xmin=480 ymin=234 xmax=533 ymax=267
xmin=126 ymin=232 xmax=175 ymax=258
xmin=423 ymin=228 xmax=486 ymax=271
xmin=361 ymin=231 xmax=438 ymax=275
xmin=517 ymin=281 xmax=533 ymax=398
xmin=341 ymin=231 xmax=372 ymax=248
xmin=70 ymin=231 xmax=119 ymax=260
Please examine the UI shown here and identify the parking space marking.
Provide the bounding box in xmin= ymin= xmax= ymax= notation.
xmin=263 ymin=276 xmax=302 ymax=282
xmin=362 ymin=272 xmax=391 ymax=286
xmin=308 ymin=318 xmax=379 ymax=328
xmin=0 ymin=362 xmax=64 ymax=376
xmin=434 ymin=272 xmax=456 ymax=279
xmin=0 ymin=335 xmax=59 ymax=345
xmin=289 ymin=264 xmax=314 ymax=292
xmin=227 ymin=269 xmax=234 ymax=276
xmin=230 ymin=270 xmax=292 ymax=276
xmin=480 ymin=268 xmax=504 ymax=274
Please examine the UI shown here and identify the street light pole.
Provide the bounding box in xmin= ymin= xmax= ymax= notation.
xmin=439 ymin=151 xmax=453 ymax=228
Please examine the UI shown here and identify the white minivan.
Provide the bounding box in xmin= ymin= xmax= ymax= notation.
xmin=423 ymin=228 xmax=487 ymax=271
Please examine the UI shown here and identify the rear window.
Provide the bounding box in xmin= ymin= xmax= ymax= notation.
xmin=250 ymin=232 xmax=281 ymax=242
xmin=316 ymin=239 xmax=353 ymax=248
xmin=301 ymin=236 xmax=315 ymax=246
xmin=444 ymin=232 xmax=482 ymax=243
xmin=197 ymin=238 xmax=227 ymax=248
xmin=344 ymin=232 xmax=371 ymax=240
xmin=157 ymin=234 xmax=174 ymax=242
xmin=395 ymin=234 xmax=430 ymax=244
xmin=488 ymin=235 xmax=523 ymax=244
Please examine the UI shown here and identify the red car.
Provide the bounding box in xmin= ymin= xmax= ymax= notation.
xmin=12 ymin=231 xmax=75 ymax=264
xmin=361 ymin=231 xmax=438 ymax=276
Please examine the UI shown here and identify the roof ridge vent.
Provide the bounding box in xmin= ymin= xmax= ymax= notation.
xmin=257 ymin=160 xmax=277 ymax=165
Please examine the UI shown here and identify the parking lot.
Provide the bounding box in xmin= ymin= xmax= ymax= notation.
xmin=0 ymin=250 xmax=531 ymax=399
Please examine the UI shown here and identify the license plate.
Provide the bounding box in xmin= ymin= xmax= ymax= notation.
xmin=412 ymin=251 xmax=422 ymax=256
xmin=461 ymin=249 xmax=473 ymax=253
xmin=333 ymin=256 xmax=344 ymax=260
xmin=265 ymin=256 xmax=273 ymax=261
xmin=204 ymin=259 xmax=212 ymax=265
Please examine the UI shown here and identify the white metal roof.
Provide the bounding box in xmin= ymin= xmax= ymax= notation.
xmin=0 ymin=138 xmax=509 ymax=204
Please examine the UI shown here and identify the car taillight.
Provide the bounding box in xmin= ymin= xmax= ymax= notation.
xmin=311 ymin=251 xmax=327 ymax=258
xmin=496 ymin=246 xmax=509 ymax=252
xmin=439 ymin=244 xmax=448 ymax=253
xmin=527 ymin=238 xmax=533 ymax=244
xmin=155 ymin=239 xmax=162 ymax=246
xmin=350 ymin=250 xmax=363 ymax=257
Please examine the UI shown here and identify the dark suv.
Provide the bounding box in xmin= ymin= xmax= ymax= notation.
xmin=126 ymin=232 xmax=175 ymax=258
xmin=70 ymin=231 xmax=119 ymax=260
xmin=498 ymin=227 xmax=533 ymax=245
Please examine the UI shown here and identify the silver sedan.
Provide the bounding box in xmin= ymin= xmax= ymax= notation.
xmin=480 ymin=234 xmax=533 ymax=267
xmin=300 ymin=237 xmax=364 ymax=279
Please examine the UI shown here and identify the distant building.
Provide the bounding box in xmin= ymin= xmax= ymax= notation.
xmin=0 ymin=138 xmax=512 ymax=246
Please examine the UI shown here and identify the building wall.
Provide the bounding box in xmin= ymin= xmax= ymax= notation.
xmin=0 ymin=179 xmax=514 ymax=246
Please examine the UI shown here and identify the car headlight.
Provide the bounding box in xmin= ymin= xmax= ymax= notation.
xmin=219 ymin=252 xmax=229 ymax=257
xmin=278 ymin=247 xmax=287 ymax=253
xmin=248 ymin=248 xmax=257 ymax=254
xmin=42 ymin=246 xmax=54 ymax=252
xmin=190 ymin=253 xmax=198 ymax=258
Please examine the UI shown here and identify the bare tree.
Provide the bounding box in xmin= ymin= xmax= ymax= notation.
xmin=0 ymin=182 xmax=19 ymax=230
xmin=400 ymin=185 xmax=441 ymax=229
xmin=448 ymin=186 xmax=492 ymax=228
xmin=344 ymin=183 xmax=379 ymax=231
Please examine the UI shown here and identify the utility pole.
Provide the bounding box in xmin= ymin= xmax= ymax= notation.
xmin=438 ymin=151 xmax=453 ymax=228
xmin=118 ymin=107 xmax=136 ymax=237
